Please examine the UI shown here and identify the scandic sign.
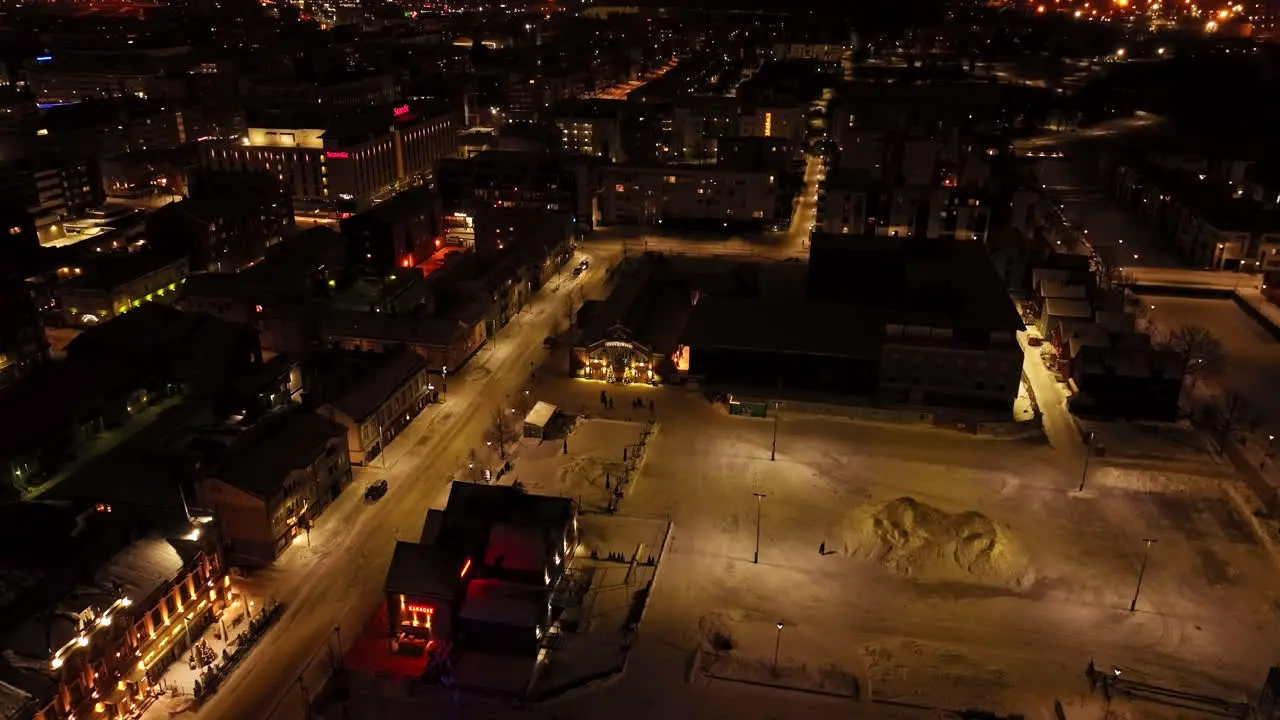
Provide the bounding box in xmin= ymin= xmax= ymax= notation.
xmin=325 ymin=151 xmax=349 ymax=159
xmin=393 ymin=104 xmax=411 ymax=116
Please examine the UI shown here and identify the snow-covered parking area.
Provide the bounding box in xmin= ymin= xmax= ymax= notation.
xmin=549 ymin=385 xmax=1280 ymax=719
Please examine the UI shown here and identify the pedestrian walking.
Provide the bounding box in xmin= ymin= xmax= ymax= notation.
xmin=608 ymin=397 xmax=615 ymax=410
xmin=649 ymin=399 xmax=655 ymax=413
xmin=819 ymin=542 xmax=825 ymax=555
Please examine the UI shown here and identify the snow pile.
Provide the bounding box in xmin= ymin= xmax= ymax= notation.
xmin=843 ymin=497 xmax=1035 ymax=589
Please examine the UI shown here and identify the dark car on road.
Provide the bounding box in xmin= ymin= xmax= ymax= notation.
xmin=364 ymin=479 xmax=388 ymax=502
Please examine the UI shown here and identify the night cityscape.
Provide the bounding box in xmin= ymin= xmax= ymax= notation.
xmin=4 ymin=0 xmax=1280 ymax=718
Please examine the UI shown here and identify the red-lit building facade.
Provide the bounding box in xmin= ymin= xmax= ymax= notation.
xmin=200 ymin=104 xmax=459 ymax=213
xmin=383 ymin=483 xmax=576 ymax=694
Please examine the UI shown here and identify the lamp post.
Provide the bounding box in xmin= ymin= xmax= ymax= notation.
xmin=752 ymin=492 xmax=767 ymax=564
xmin=773 ymin=621 xmax=784 ymax=672
xmin=1077 ymin=431 xmax=1096 ymax=492
xmin=1129 ymin=538 xmax=1157 ymax=612
xmin=770 ymin=404 xmax=779 ymax=462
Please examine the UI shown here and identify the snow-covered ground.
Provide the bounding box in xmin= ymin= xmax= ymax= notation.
xmin=511 ymin=418 xmax=648 ymax=511
xmin=538 ymin=383 xmax=1280 ymax=719
xmin=1141 ymin=295 xmax=1280 ymax=428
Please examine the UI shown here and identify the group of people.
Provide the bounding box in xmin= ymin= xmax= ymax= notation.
xmin=598 ymin=389 xmax=655 ymax=413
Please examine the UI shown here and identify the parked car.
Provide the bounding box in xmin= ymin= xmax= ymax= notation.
xmin=365 ymin=479 xmax=389 ymax=502
xmin=572 ymin=265 xmax=585 ymax=277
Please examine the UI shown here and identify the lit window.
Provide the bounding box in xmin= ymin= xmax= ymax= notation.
xmin=615 ymin=184 xmax=625 ymax=193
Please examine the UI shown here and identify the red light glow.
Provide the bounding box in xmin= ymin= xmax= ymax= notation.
xmin=393 ymin=104 xmax=411 ymax=117
xmin=401 ymin=256 xmax=413 ymax=268
xmin=325 ymin=151 xmax=349 ymax=159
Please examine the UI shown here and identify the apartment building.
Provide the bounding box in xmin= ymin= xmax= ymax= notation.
xmin=551 ymin=99 xmax=625 ymax=162
xmin=315 ymin=345 xmax=436 ymax=465
xmin=196 ymin=409 xmax=351 ymax=565
xmin=599 ymin=164 xmax=780 ymax=227
xmin=816 ymin=171 xmax=991 ymax=240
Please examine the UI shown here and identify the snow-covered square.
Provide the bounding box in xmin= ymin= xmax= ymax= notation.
xmin=540 ymin=384 xmax=1280 ymax=719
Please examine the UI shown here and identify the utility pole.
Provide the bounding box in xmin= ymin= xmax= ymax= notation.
xmin=1077 ymin=431 xmax=1096 ymax=492
xmin=770 ymin=404 xmax=779 ymax=461
xmin=752 ymin=492 xmax=767 ymax=564
xmin=1129 ymin=538 xmax=1157 ymax=612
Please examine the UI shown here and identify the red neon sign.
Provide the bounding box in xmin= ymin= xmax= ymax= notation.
xmin=325 ymin=151 xmax=349 ymax=159
xmin=404 ymin=604 xmax=435 ymax=615
xmin=393 ymin=105 xmax=410 ymax=117
xmin=459 ymin=558 xmax=471 ymax=578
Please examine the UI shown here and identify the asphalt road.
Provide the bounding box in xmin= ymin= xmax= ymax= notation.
xmin=183 ymin=252 xmax=616 ymax=720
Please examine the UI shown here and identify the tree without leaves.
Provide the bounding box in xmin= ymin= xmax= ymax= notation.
xmin=487 ymin=405 xmax=519 ymax=460
xmin=1161 ymin=324 xmax=1225 ymax=383
xmin=1196 ymin=390 xmax=1262 ymax=451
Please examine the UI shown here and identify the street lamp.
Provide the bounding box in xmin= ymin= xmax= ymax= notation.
xmin=752 ymin=492 xmax=767 ymax=564
xmin=1077 ymin=431 xmax=1096 ymax=492
xmin=1129 ymin=538 xmax=1157 ymax=612
xmin=773 ymin=621 xmax=784 ymax=672
xmin=770 ymin=403 xmax=779 ymax=461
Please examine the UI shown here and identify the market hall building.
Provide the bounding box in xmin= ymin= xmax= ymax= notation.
xmin=570 ymin=257 xmax=695 ymax=384
xmin=572 ymin=241 xmax=1024 ymax=416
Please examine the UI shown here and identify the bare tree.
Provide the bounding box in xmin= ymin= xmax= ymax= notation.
xmin=1196 ymin=391 xmax=1262 ymax=451
xmin=1161 ymin=325 xmax=1226 ymax=383
xmin=486 ymin=405 xmax=519 ymax=460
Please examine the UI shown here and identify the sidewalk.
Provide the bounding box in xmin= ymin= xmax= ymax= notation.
xmin=140 ymin=594 xmax=263 ymax=719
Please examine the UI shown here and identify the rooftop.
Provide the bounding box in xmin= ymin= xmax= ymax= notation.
xmin=214 ymin=410 xmax=345 ymax=499
xmin=549 ymin=98 xmax=626 ymax=120
xmin=322 ymin=310 xmax=471 ymax=349
xmin=681 ymin=294 xmax=881 ymax=359
xmin=56 ymin=251 xmax=186 ymax=294
xmin=436 ymin=483 xmax=574 ymax=562
xmin=807 ymin=235 xmax=1023 ymax=333
xmin=385 ymin=541 xmax=464 ymax=600
xmin=459 ymin=579 xmax=547 ymax=628
xmin=318 ymin=346 xmax=429 ymax=423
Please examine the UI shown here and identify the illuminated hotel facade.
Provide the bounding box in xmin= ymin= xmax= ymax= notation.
xmin=199 ymin=104 xmax=459 ymax=212
xmin=17 ymin=533 xmax=235 ymax=720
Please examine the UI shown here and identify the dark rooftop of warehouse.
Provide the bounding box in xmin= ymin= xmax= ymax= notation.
xmin=806 ymin=235 xmax=1024 ymax=333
